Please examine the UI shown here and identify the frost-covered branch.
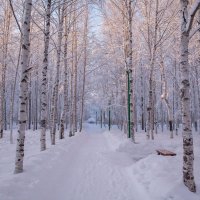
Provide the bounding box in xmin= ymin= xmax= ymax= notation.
xmin=186 ymin=0 xmax=200 ymax=33
xmin=189 ymin=24 xmax=200 ymax=39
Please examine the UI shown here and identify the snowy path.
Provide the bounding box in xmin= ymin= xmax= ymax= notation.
xmin=23 ymin=125 xmax=146 ymax=200
xmin=1 ymin=125 xmax=200 ymax=200
xmin=0 ymin=124 xmax=146 ymax=200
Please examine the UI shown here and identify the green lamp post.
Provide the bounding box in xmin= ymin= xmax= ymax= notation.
xmin=108 ymin=100 xmax=111 ymax=131
xmin=126 ymin=70 xmax=131 ymax=138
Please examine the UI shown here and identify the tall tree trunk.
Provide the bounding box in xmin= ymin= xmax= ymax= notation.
xmin=0 ymin=3 xmax=12 ymax=137
xmin=59 ymin=6 xmax=69 ymax=139
xmin=147 ymin=73 xmax=154 ymax=140
xmin=180 ymin=32 xmax=196 ymax=193
xmin=140 ymin=65 xmax=144 ymax=131
xmin=160 ymin=59 xmax=173 ymax=138
xmin=197 ymin=10 xmax=200 ymax=133
xmin=14 ymin=0 xmax=32 ymax=174
xmin=79 ymin=4 xmax=88 ymax=132
xmin=10 ymin=38 xmax=21 ymax=144
xmin=50 ymin=2 xmax=64 ymax=145
xmin=126 ymin=0 xmax=135 ymax=142
xmin=40 ymin=0 xmax=51 ymax=150
xmin=195 ymin=66 xmax=200 ymax=133
xmin=28 ymin=74 xmax=32 ymax=129
xmin=73 ymin=20 xmax=78 ymax=134
xmin=69 ymin=25 xmax=74 ymax=137
xmin=34 ymin=78 xmax=38 ymax=130
xmin=180 ymin=0 xmax=197 ymax=192
xmin=69 ymin=59 xmax=74 ymax=137
xmin=146 ymin=0 xmax=159 ymax=140
xmin=0 ymin=76 xmax=3 ymax=139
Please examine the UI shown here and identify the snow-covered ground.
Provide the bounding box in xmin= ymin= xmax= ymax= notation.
xmin=0 ymin=124 xmax=199 ymax=200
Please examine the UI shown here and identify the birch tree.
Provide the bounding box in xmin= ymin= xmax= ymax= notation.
xmin=14 ymin=0 xmax=32 ymax=173
xmin=73 ymin=4 xmax=78 ymax=134
xmin=0 ymin=73 xmax=3 ymax=139
xmin=40 ymin=0 xmax=52 ymax=151
xmin=50 ymin=1 xmax=64 ymax=145
xmin=179 ymin=0 xmax=200 ymax=192
xmin=126 ymin=0 xmax=135 ymax=142
xmin=59 ymin=1 xmax=71 ymax=139
xmin=160 ymin=57 xmax=174 ymax=138
xmin=79 ymin=3 xmax=89 ymax=132
xmin=0 ymin=1 xmax=12 ymax=138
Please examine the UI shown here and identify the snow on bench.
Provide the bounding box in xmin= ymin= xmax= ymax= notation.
xmin=156 ymin=149 xmax=176 ymax=156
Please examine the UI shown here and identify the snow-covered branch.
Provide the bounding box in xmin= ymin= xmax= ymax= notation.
xmin=186 ymin=0 xmax=200 ymax=33
xmin=189 ymin=24 xmax=200 ymax=39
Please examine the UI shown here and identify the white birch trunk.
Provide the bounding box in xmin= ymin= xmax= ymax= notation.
xmin=79 ymin=5 xmax=88 ymax=132
xmin=14 ymin=0 xmax=32 ymax=174
xmin=69 ymin=23 xmax=74 ymax=137
xmin=50 ymin=2 xmax=64 ymax=145
xmin=180 ymin=0 xmax=197 ymax=192
xmin=69 ymin=64 xmax=74 ymax=137
xmin=0 ymin=76 xmax=3 ymax=139
xmin=0 ymin=5 xmax=11 ymax=138
xmin=127 ymin=0 xmax=135 ymax=142
xmin=160 ymin=60 xmax=173 ymax=138
xmin=3 ymin=5 xmax=12 ymax=132
xmin=9 ymin=84 xmax=14 ymax=143
xmin=59 ymin=8 xmax=69 ymax=139
xmin=180 ymin=32 xmax=196 ymax=192
xmin=146 ymin=0 xmax=159 ymax=140
xmin=147 ymin=73 xmax=154 ymax=140
xmin=40 ymin=0 xmax=51 ymax=151
xmin=73 ymin=22 xmax=78 ymax=134
xmin=140 ymin=66 xmax=145 ymax=130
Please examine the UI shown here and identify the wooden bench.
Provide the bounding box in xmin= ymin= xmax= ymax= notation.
xmin=156 ymin=149 xmax=176 ymax=156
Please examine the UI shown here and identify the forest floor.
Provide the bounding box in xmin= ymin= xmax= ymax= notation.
xmin=0 ymin=124 xmax=200 ymax=200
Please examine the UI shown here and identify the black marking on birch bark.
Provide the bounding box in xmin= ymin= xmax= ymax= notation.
xmin=40 ymin=120 xmax=46 ymax=127
xmin=182 ymin=79 xmax=190 ymax=86
xmin=183 ymin=10 xmax=187 ymax=23
xmin=24 ymin=67 xmax=32 ymax=73
xmin=183 ymin=127 xmax=190 ymax=132
xmin=184 ymin=155 xmax=188 ymax=163
xmin=147 ymin=107 xmax=151 ymax=111
xmin=180 ymin=61 xmax=187 ymax=65
xmin=180 ymin=88 xmax=185 ymax=99
xmin=183 ymin=138 xmax=192 ymax=146
xmin=21 ymin=78 xmax=27 ymax=83
xmin=22 ymin=44 xmax=27 ymax=50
